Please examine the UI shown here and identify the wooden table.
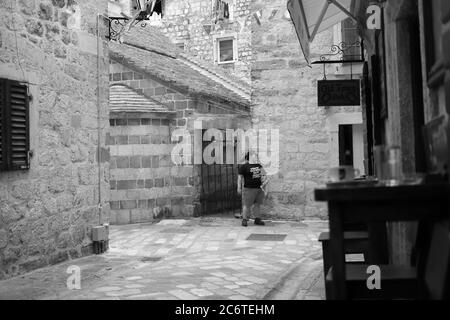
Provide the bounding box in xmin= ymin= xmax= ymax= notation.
xmin=315 ymin=183 xmax=450 ymax=300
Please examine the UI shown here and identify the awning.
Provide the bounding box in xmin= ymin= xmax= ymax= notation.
xmin=287 ymin=0 xmax=357 ymax=65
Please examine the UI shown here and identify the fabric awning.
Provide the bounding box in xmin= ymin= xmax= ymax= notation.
xmin=287 ymin=0 xmax=356 ymax=65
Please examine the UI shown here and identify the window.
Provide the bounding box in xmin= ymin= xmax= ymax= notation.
xmin=341 ymin=18 xmax=361 ymax=61
xmin=214 ymin=34 xmax=237 ymax=64
xmin=0 ymin=78 xmax=30 ymax=171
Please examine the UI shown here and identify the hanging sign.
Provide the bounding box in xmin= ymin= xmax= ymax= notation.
xmin=318 ymin=80 xmax=361 ymax=107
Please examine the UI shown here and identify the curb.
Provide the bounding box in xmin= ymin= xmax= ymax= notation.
xmin=257 ymin=258 xmax=306 ymax=300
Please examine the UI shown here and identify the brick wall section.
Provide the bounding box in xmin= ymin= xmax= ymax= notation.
xmin=251 ymin=0 xmax=362 ymax=220
xmin=110 ymin=61 xmax=237 ymax=127
xmin=156 ymin=0 xmax=252 ymax=82
xmin=0 ymin=0 xmax=110 ymax=279
xmin=108 ymin=114 xmax=196 ymax=224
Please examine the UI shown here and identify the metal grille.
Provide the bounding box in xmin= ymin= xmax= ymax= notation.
xmin=200 ymin=130 xmax=242 ymax=216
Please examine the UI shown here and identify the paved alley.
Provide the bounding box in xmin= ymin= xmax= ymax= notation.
xmin=0 ymin=217 xmax=327 ymax=300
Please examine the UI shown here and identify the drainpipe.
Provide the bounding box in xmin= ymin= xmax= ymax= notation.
xmin=97 ymin=13 xmax=109 ymax=226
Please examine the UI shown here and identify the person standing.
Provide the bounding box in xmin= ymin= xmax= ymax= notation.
xmin=237 ymin=152 xmax=266 ymax=227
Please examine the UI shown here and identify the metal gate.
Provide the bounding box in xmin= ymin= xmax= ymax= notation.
xmin=200 ymin=132 xmax=242 ymax=215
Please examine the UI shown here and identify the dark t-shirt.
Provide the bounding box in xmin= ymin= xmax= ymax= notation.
xmin=239 ymin=163 xmax=263 ymax=189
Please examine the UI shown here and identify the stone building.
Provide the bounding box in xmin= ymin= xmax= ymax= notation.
xmin=114 ymin=0 xmax=365 ymax=221
xmin=0 ymin=0 xmax=110 ymax=279
xmin=108 ymin=26 xmax=251 ymax=224
xmin=250 ymin=0 xmax=364 ymax=220
xmin=120 ymin=0 xmax=253 ymax=82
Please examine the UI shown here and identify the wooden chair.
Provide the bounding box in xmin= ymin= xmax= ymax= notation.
xmin=325 ymin=220 xmax=450 ymax=300
xmin=319 ymin=231 xmax=370 ymax=299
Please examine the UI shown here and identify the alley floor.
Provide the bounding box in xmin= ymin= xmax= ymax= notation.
xmin=0 ymin=217 xmax=327 ymax=300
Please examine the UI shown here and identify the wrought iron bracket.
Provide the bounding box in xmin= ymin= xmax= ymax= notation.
xmin=107 ymin=14 xmax=150 ymax=41
xmin=312 ymin=40 xmax=365 ymax=65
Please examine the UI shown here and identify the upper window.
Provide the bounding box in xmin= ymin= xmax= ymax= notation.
xmin=0 ymin=78 xmax=30 ymax=172
xmin=341 ymin=18 xmax=361 ymax=61
xmin=214 ymin=34 xmax=238 ymax=64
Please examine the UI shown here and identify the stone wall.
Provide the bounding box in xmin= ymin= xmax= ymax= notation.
xmin=154 ymin=0 xmax=252 ymax=82
xmin=108 ymin=113 xmax=198 ymax=224
xmin=251 ymin=0 xmax=363 ymax=220
xmin=109 ymin=60 xmax=251 ymax=221
xmin=0 ymin=0 xmax=110 ymax=279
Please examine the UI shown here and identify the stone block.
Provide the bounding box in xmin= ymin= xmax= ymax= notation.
xmin=130 ymin=210 xmax=142 ymax=223
xmin=137 ymin=179 xmax=145 ymax=189
xmin=121 ymin=200 xmax=137 ymax=210
xmin=151 ymin=155 xmax=160 ymax=168
xmin=115 ymin=135 xmax=128 ymax=145
xmin=145 ymin=179 xmax=154 ymax=188
xmin=128 ymin=119 xmax=141 ymax=126
xmin=155 ymin=178 xmax=164 ymax=188
xmin=140 ymin=135 xmax=151 ymax=144
xmin=117 ymin=180 xmax=136 ymax=190
xmin=38 ymin=3 xmax=53 ymax=20
xmin=130 ymin=156 xmax=142 ymax=168
xmin=116 ymin=210 xmax=131 ymax=225
xmin=176 ymin=101 xmax=188 ymax=109
xmin=128 ymin=135 xmax=140 ymax=144
xmin=116 ymin=156 xmax=130 ymax=168
xmin=154 ymin=87 xmax=167 ymax=95
xmin=122 ymin=72 xmax=133 ymax=80
xmin=138 ymin=200 xmax=148 ymax=209
xmin=142 ymin=156 xmax=152 ymax=168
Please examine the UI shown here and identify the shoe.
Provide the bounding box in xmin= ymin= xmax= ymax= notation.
xmin=254 ymin=218 xmax=265 ymax=226
xmin=234 ymin=213 xmax=242 ymax=219
xmin=242 ymin=219 xmax=248 ymax=227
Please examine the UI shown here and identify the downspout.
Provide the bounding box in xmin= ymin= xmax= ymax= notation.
xmin=97 ymin=13 xmax=106 ymax=226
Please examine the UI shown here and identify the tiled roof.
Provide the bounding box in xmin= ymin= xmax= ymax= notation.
xmin=110 ymin=26 xmax=251 ymax=108
xmin=109 ymin=84 xmax=173 ymax=113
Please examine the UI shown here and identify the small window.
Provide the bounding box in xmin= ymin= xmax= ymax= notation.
xmin=214 ymin=34 xmax=237 ymax=64
xmin=341 ymin=18 xmax=361 ymax=61
xmin=219 ymin=39 xmax=234 ymax=62
xmin=0 ymin=78 xmax=30 ymax=171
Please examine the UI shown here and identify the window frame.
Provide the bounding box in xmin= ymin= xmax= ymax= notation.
xmin=213 ymin=33 xmax=238 ymax=65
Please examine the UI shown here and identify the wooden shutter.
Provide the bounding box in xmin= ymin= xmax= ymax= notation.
xmin=0 ymin=78 xmax=30 ymax=171
xmin=341 ymin=18 xmax=359 ymax=61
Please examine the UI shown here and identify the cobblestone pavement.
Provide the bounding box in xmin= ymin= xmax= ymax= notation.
xmin=0 ymin=217 xmax=327 ymax=300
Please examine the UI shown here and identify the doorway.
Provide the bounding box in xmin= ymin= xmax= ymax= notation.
xmin=338 ymin=123 xmax=365 ymax=175
xmin=200 ymin=131 xmax=242 ymax=215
